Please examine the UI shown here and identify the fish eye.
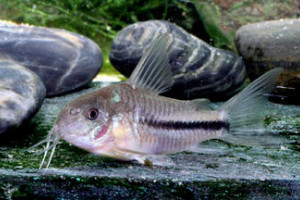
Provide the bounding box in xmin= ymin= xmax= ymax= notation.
xmin=86 ymin=108 xmax=99 ymax=120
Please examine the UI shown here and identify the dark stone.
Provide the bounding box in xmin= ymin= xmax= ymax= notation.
xmin=0 ymin=20 xmax=103 ymax=97
xmin=3 ymin=101 xmax=21 ymax=111
xmin=235 ymin=19 xmax=300 ymax=104
xmin=109 ymin=20 xmax=246 ymax=100
xmin=0 ymin=119 xmax=12 ymax=134
xmin=0 ymin=60 xmax=46 ymax=135
xmin=0 ymin=171 xmax=299 ymax=200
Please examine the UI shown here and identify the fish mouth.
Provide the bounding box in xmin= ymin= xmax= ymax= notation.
xmin=60 ymin=124 xmax=110 ymax=152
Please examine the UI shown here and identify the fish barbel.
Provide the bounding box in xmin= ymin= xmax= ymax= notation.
xmin=34 ymin=34 xmax=282 ymax=168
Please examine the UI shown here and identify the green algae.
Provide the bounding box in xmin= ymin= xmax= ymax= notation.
xmin=0 ymin=174 xmax=298 ymax=199
xmin=0 ymin=82 xmax=299 ymax=173
xmin=0 ymin=0 xmax=299 ymax=198
xmin=0 ymin=0 xmax=195 ymax=77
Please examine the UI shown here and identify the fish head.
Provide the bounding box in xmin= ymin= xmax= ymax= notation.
xmin=53 ymin=86 xmax=122 ymax=154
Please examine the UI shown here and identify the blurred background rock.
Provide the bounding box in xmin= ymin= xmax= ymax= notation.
xmin=1 ymin=0 xmax=298 ymax=75
xmin=0 ymin=1 xmax=299 ymax=199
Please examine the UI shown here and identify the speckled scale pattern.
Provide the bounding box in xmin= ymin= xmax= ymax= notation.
xmin=0 ymin=20 xmax=103 ymax=97
xmin=0 ymin=61 xmax=46 ymax=134
xmin=110 ymin=20 xmax=247 ymax=99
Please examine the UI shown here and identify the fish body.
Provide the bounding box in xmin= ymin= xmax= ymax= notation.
xmin=37 ymin=34 xmax=282 ymax=167
xmin=56 ymin=82 xmax=224 ymax=161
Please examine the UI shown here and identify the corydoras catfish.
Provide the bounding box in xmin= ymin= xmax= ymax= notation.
xmin=32 ymin=34 xmax=282 ymax=168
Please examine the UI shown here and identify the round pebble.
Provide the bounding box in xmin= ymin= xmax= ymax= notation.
xmin=0 ymin=20 xmax=103 ymax=97
xmin=110 ymin=20 xmax=246 ymax=99
xmin=0 ymin=60 xmax=46 ymax=134
xmin=235 ymin=19 xmax=300 ymax=104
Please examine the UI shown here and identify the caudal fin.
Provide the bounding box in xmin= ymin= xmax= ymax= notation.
xmin=219 ymin=68 xmax=283 ymax=145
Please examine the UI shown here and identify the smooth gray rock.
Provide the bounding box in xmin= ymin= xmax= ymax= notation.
xmin=235 ymin=19 xmax=300 ymax=104
xmin=0 ymin=20 xmax=103 ymax=97
xmin=0 ymin=60 xmax=46 ymax=134
xmin=110 ymin=20 xmax=246 ymax=99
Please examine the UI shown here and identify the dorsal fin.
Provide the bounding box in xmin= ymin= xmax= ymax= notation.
xmin=127 ymin=33 xmax=174 ymax=94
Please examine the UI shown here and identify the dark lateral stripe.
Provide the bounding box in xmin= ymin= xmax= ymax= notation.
xmin=143 ymin=119 xmax=230 ymax=131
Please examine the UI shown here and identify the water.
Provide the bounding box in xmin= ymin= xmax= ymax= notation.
xmin=0 ymin=1 xmax=299 ymax=198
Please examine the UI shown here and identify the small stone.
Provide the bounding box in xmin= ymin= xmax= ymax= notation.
xmin=235 ymin=19 xmax=300 ymax=104
xmin=109 ymin=20 xmax=246 ymax=99
xmin=0 ymin=60 xmax=46 ymax=134
xmin=0 ymin=20 xmax=103 ymax=97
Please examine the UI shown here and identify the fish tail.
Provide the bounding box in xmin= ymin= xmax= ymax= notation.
xmin=218 ymin=68 xmax=283 ymax=146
